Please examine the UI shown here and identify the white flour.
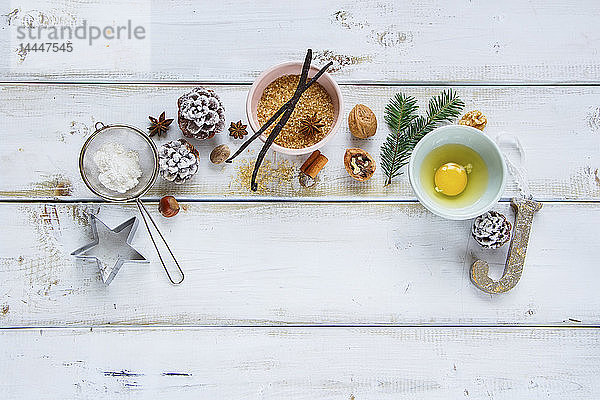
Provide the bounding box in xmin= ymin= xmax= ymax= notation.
xmin=93 ymin=142 xmax=142 ymax=193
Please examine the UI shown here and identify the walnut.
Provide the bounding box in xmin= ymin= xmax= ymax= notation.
xmin=210 ymin=144 xmax=230 ymax=164
xmin=348 ymin=104 xmax=377 ymax=138
xmin=459 ymin=110 xmax=487 ymax=131
xmin=344 ymin=148 xmax=376 ymax=181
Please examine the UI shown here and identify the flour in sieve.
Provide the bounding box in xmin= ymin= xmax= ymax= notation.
xmin=93 ymin=142 xmax=143 ymax=193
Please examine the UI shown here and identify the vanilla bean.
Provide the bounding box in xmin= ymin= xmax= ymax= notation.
xmin=302 ymin=62 xmax=334 ymax=91
xmin=225 ymin=101 xmax=287 ymax=162
xmin=227 ymin=60 xmax=333 ymax=165
xmin=226 ymin=50 xmax=313 ymax=164
xmin=224 ymin=48 xmax=333 ymax=191
xmin=250 ymin=102 xmax=298 ymax=191
xmin=249 ymin=60 xmax=333 ymax=191
xmin=297 ymin=49 xmax=314 ymax=89
xmin=249 ymin=50 xmax=313 ymax=190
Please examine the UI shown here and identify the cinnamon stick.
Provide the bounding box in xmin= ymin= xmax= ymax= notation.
xmin=300 ymin=150 xmax=321 ymax=173
xmin=300 ymin=150 xmax=328 ymax=179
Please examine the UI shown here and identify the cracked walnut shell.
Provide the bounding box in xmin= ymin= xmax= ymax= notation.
xmin=459 ymin=110 xmax=487 ymax=131
xmin=348 ymin=104 xmax=377 ymax=138
xmin=344 ymin=148 xmax=376 ymax=181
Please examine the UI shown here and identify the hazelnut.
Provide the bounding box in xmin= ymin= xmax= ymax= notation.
xmin=348 ymin=104 xmax=377 ymax=139
xmin=210 ymin=144 xmax=231 ymax=164
xmin=158 ymin=195 xmax=180 ymax=217
xmin=459 ymin=110 xmax=487 ymax=131
xmin=344 ymin=148 xmax=376 ymax=181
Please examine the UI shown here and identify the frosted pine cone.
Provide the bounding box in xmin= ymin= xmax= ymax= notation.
xmin=158 ymin=139 xmax=199 ymax=184
xmin=177 ymin=87 xmax=225 ymax=140
xmin=472 ymin=211 xmax=512 ymax=249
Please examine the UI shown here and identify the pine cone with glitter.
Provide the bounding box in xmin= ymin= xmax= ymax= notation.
xmin=472 ymin=211 xmax=512 ymax=249
xmin=177 ymin=87 xmax=226 ymax=140
xmin=158 ymin=139 xmax=199 ymax=184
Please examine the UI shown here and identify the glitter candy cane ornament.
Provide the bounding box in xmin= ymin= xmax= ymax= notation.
xmin=470 ymin=134 xmax=542 ymax=294
xmin=471 ymin=197 xmax=542 ymax=294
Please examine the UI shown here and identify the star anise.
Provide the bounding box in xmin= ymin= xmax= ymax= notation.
xmin=228 ymin=120 xmax=248 ymax=139
xmin=148 ymin=112 xmax=174 ymax=137
xmin=299 ymin=113 xmax=325 ymax=136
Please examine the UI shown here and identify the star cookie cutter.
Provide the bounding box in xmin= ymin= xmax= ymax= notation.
xmin=71 ymin=214 xmax=148 ymax=285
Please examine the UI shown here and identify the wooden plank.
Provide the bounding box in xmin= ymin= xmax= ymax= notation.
xmin=0 ymin=84 xmax=599 ymax=201
xmin=2 ymin=0 xmax=600 ymax=83
xmin=0 ymin=327 xmax=599 ymax=399
xmin=1 ymin=202 xmax=598 ymax=326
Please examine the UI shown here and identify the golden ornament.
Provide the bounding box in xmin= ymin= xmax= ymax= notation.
xmin=470 ymin=198 xmax=542 ymax=294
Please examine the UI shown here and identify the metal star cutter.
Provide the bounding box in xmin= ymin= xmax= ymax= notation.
xmin=71 ymin=214 xmax=147 ymax=285
xmin=76 ymin=122 xmax=184 ymax=284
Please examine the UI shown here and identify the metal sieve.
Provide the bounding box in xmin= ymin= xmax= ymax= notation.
xmin=78 ymin=122 xmax=184 ymax=284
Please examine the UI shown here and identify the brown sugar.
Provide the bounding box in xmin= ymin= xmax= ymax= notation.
xmin=257 ymin=74 xmax=334 ymax=149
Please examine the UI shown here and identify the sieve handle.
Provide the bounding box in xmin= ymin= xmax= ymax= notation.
xmin=135 ymin=198 xmax=185 ymax=284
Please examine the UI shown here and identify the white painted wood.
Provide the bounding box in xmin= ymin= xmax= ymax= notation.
xmin=1 ymin=202 xmax=598 ymax=326
xmin=1 ymin=327 xmax=599 ymax=399
xmin=2 ymin=0 xmax=600 ymax=83
xmin=2 ymin=1 xmax=600 ymax=397
xmin=1 ymin=84 xmax=599 ymax=201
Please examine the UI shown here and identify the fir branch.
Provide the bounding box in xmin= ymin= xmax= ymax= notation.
xmin=380 ymin=89 xmax=464 ymax=186
xmin=380 ymin=93 xmax=419 ymax=186
xmin=421 ymin=88 xmax=465 ymax=137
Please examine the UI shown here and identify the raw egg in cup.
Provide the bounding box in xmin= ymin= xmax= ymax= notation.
xmin=408 ymin=125 xmax=506 ymax=220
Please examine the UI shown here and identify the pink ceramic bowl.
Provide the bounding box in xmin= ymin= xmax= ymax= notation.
xmin=246 ymin=61 xmax=343 ymax=156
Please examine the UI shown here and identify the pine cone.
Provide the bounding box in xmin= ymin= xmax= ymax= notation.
xmin=158 ymin=139 xmax=199 ymax=184
xmin=177 ymin=87 xmax=225 ymax=140
xmin=472 ymin=211 xmax=512 ymax=249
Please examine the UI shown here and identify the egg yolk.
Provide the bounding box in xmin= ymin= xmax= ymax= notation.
xmin=434 ymin=162 xmax=467 ymax=196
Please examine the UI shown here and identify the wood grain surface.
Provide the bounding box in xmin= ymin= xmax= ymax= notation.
xmin=1 ymin=327 xmax=599 ymax=399
xmin=1 ymin=0 xmax=599 ymax=397
xmin=2 ymin=0 xmax=600 ymax=83
xmin=1 ymin=202 xmax=598 ymax=326
xmin=1 ymin=84 xmax=599 ymax=201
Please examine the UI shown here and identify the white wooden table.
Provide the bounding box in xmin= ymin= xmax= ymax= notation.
xmin=1 ymin=1 xmax=599 ymax=398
